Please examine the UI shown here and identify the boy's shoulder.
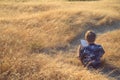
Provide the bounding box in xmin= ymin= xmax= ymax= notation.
xmin=94 ymin=44 xmax=103 ymax=49
xmin=94 ymin=44 xmax=102 ymax=47
xmin=85 ymin=43 xmax=103 ymax=50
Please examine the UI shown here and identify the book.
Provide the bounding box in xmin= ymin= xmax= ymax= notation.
xmin=80 ymin=39 xmax=88 ymax=47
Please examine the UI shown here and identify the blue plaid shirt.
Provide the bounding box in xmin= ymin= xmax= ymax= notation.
xmin=79 ymin=43 xmax=105 ymax=66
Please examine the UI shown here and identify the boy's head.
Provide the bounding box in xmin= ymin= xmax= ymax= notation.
xmin=85 ymin=30 xmax=96 ymax=43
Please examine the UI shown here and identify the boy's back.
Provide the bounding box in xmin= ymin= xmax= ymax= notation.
xmin=79 ymin=43 xmax=105 ymax=68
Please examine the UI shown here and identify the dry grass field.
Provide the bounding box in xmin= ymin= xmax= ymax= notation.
xmin=0 ymin=0 xmax=120 ymax=80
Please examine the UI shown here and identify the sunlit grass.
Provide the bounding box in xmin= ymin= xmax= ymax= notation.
xmin=0 ymin=0 xmax=120 ymax=80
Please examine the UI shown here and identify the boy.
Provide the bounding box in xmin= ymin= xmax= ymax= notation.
xmin=79 ymin=30 xmax=105 ymax=69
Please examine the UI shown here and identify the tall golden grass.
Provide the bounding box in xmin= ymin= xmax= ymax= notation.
xmin=0 ymin=0 xmax=120 ymax=80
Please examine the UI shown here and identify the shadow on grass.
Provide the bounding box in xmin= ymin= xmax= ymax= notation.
xmin=100 ymin=62 xmax=120 ymax=80
xmin=70 ymin=21 xmax=120 ymax=46
xmin=32 ymin=21 xmax=120 ymax=54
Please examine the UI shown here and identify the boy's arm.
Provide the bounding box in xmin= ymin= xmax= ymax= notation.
xmin=98 ymin=45 xmax=105 ymax=58
xmin=79 ymin=45 xmax=85 ymax=59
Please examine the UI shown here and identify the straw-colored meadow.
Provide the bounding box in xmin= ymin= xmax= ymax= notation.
xmin=0 ymin=0 xmax=120 ymax=80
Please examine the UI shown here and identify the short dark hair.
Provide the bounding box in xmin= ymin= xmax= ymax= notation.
xmin=85 ymin=30 xmax=96 ymax=43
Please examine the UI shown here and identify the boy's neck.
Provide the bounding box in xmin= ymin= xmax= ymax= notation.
xmin=88 ymin=42 xmax=95 ymax=45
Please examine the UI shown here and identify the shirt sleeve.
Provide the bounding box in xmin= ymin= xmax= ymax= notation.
xmin=98 ymin=45 xmax=105 ymax=58
xmin=79 ymin=45 xmax=87 ymax=59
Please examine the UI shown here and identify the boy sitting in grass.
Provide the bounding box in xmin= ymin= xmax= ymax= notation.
xmin=79 ymin=30 xmax=105 ymax=69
